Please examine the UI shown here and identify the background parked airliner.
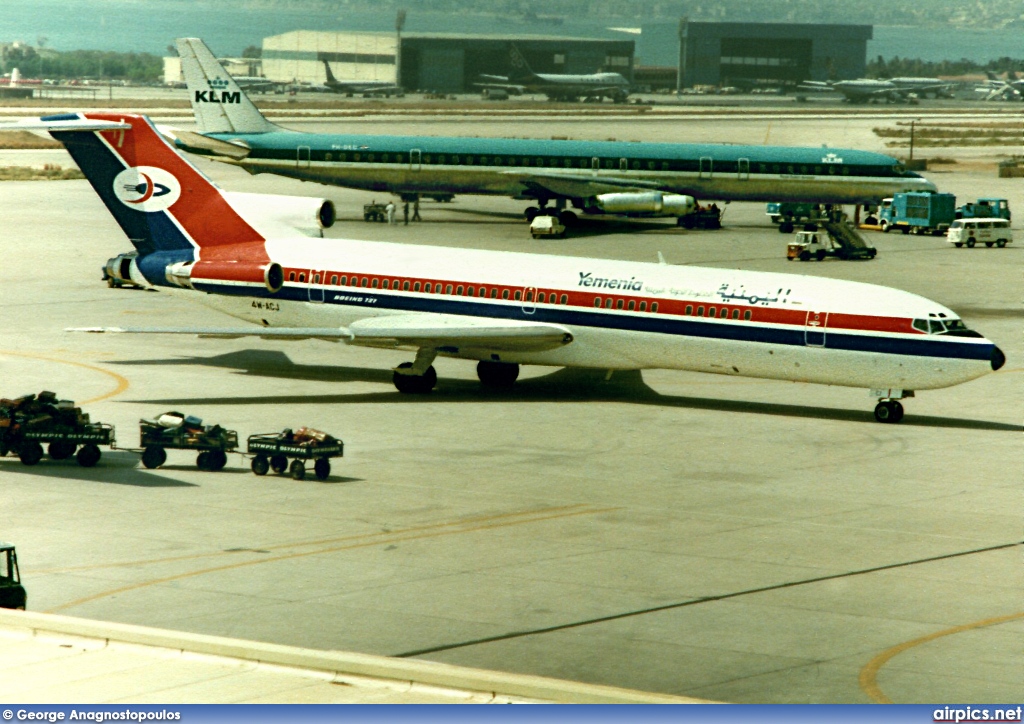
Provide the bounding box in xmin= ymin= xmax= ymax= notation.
xmin=474 ymin=44 xmax=631 ymax=103
xmin=174 ymin=38 xmax=936 ymax=228
xmin=8 ymin=111 xmax=1003 ymax=424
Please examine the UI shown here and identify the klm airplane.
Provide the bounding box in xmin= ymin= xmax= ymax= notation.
xmin=174 ymin=38 xmax=936 ymax=227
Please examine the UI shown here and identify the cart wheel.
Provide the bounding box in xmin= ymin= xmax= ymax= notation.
xmin=209 ymin=450 xmax=228 ymax=471
xmin=251 ymin=455 xmax=269 ymax=476
xmin=142 ymin=445 xmax=166 ymax=469
xmin=289 ymin=459 xmax=306 ymax=481
xmin=196 ymin=451 xmax=212 ymax=470
xmin=270 ymin=454 xmax=288 ymax=474
xmin=314 ymin=458 xmax=331 ymax=480
xmin=76 ymin=444 xmax=101 ymax=468
xmin=18 ymin=441 xmax=43 ymax=466
xmin=48 ymin=441 xmax=76 ymax=460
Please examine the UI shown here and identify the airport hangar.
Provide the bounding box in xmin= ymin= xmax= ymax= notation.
xmin=634 ymin=20 xmax=872 ymax=91
xmin=257 ymin=30 xmax=635 ymax=93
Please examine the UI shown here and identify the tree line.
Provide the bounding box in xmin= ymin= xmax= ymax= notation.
xmin=868 ymin=55 xmax=1024 ymax=78
xmin=2 ymin=46 xmax=162 ymax=82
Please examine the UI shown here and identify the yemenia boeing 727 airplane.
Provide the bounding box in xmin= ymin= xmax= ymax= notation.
xmin=8 ymin=112 xmax=1004 ymax=423
xmin=171 ymin=38 xmax=936 ymax=228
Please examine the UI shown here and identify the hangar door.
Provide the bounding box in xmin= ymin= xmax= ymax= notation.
xmin=719 ymin=38 xmax=811 ymax=84
xmin=417 ymin=48 xmax=465 ymax=93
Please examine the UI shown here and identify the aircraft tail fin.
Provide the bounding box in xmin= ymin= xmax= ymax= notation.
xmin=35 ymin=113 xmax=266 ymax=279
xmin=508 ymin=44 xmax=537 ymax=83
xmin=323 ymin=59 xmax=338 ymax=85
xmin=176 ymin=37 xmax=279 ymax=135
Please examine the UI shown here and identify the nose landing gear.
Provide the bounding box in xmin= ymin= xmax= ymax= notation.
xmin=873 ymin=399 xmax=904 ymax=423
xmin=872 ymin=389 xmax=913 ymax=423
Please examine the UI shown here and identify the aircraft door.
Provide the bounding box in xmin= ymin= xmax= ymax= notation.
xmin=619 ymin=158 xmax=628 ymax=172
xmin=804 ymin=311 xmax=828 ymax=346
xmin=308 ymin=269 xmax=326 ymax=303
xmin=298 ymin=146 xmax=311 ymax=168
xmin=410 ymin=148 xmax=422 ymax=171
xmin=699 ymin=156 xmax=712 ymax=179
xmin=591 ymin=157 xmax=600 ymax=174
xmin=738 ymin=157 xmax=749 ymax=180
xmin=521 ymin=286 xmax=537 ymax=315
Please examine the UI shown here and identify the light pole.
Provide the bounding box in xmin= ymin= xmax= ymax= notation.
xmin=395 ymin=9 xmax=406 ymax=91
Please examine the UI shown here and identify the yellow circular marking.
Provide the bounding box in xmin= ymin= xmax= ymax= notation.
xmin=0 ymin=351 xmax=129 ymax=403
xmin=45 ymin=505 xmax=618 ymax=614
xmin=859 ymin=610 xmax=1024 ymax=703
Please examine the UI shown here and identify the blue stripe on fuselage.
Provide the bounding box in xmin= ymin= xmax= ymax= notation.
xmin=192 ymin=281 xmax=993 ymax=363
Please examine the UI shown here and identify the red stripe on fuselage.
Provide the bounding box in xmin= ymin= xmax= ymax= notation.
xmin=278 ymin=266 xmax=924 ymax=335
xmin=86 ymin=113 xmax=268 ymax=262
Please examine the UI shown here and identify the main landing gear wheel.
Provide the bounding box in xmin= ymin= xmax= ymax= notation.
xmin=558 ymin=210 xmax=577 ymax=226
xmin=524 ymin=206 xmax=540 ymax=222
xmin=779 ymin=220 xmax=794 ymax=234
xmin=393 ymin=362 xmax=437 ymax=394
xmin=477 ymin=360 xmax=520 ymax=388
xmin=48 ymin=441 xmax=76 ymax=460
xmin=873 ymin=400 xmax=904 ymax=424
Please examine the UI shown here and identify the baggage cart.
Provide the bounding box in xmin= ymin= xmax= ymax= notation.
xmin=138 ymin=412 xmax=238 ymax=471
xmin=247 ymin=429 xmax=344 ymax=481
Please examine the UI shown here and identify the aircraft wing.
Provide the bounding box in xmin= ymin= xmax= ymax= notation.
xmin=346 ymin=314 xmax=573 ymax=352
xmin=472 ymin=81 xmax=526 ymax=95
xmin=69 ymin=326 xmax=352 ymax=341
xmin=511 ymin=170 xmax=665 ymax=198
xmin=162 ymin=128 xmax=252 ymax=160
xmin=69 ymin=315 xmax=573 ymax=352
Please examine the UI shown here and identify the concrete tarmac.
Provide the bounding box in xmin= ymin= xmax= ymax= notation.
xmin=0 ymin=112 xmax=1020 ymax=704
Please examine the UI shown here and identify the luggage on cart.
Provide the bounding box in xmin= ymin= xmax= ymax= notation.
xmin=138 ymin=411 xmax=239 ymax=471
xmin=0 ymin=392 xmax=113 ymax=467
xmin=247 ymin=428 xmax=344 ymax=481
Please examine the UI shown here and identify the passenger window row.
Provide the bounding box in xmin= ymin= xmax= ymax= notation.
xmin=301 ymin=152 xmax=891 ymax=177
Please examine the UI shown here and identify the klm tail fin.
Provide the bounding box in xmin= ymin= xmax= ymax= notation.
xmin=39 ymin=113 xmax=265 ymax=282
xmin=508 ymin=44 xmax=537 ymax=84
xmin=176 ymin=37 xmax=278 ymax=135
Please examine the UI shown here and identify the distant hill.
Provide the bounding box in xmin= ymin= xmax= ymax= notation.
xmin=184 ymin=0 xmax=1023 ymax=29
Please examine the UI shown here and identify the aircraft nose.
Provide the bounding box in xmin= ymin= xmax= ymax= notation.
xmin=991 ymin=345 xmax=1006 ymax=371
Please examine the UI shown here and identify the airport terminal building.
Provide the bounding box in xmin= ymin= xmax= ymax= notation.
xmin=260 ymin=31 xmax=635 ymax=93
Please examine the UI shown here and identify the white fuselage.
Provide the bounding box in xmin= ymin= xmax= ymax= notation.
xmin=186 ymin=237 xmax=997 ymax=393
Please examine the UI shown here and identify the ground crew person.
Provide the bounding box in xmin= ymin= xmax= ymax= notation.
xmin=412 ymin=198 xmax=421 ymax=221
xmin=386 ymin=201 xmax=396 ymax=225
xmin=403 ymin=201 xmax=409 ymax=225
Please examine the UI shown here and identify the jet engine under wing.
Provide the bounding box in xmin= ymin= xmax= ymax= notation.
xmin=513 ymin=171 xmax=666 ymax=199
xmin=69 ymin=315 xmax=574 ymax=352
xmin=347 ymin=314 xmax=574 ymax=352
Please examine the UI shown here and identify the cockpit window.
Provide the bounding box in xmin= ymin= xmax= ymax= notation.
xmin=894 ymin=163 xmax=905 ymax=174
xmin=915 ymin=317 xmax=969 ymax=334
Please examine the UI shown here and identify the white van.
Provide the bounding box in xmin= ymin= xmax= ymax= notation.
xmin=947 ymin=218 xmax=1013 ymax=248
